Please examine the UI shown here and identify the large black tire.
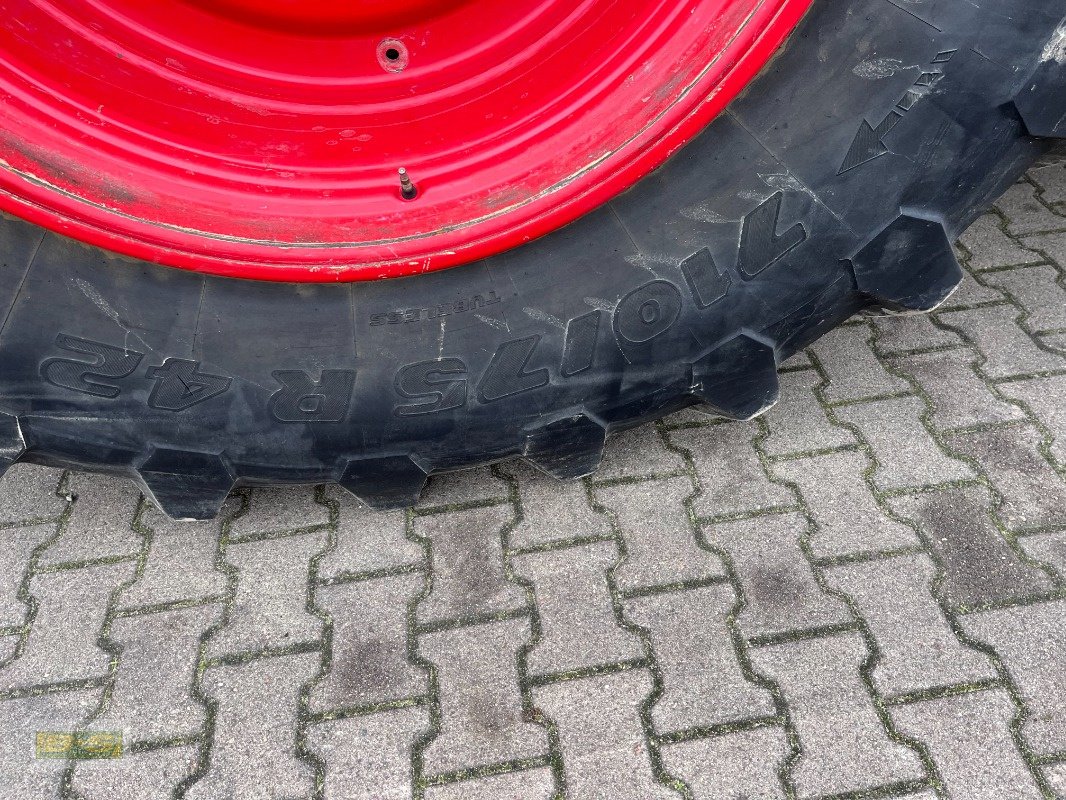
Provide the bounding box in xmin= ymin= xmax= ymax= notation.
xmin=0 ymin=0 xmax=1063 ymax=518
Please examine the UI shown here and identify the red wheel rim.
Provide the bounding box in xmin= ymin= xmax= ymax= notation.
xmin=0 ymin=0 xmax=810 ymax=281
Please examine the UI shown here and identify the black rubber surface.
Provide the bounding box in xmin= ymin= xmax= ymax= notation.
xmin=0 ymin=0 xmax=1063 ymax=518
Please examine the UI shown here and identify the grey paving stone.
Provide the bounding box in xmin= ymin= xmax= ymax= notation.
xmin=998 ymin=374 xmax=1066 ymax=465
xmin=625 ymin=583 xmax=774 ymax=733
xmin=962 ymin=599 xmax=1066 ymax=756
xmin=751 ymin=633 xmax=925 ymax=798
xmin=0 ymin=523 xmax=54 ymax=627
xmin=207 ymin=530 xmax=328 ymax=658
xmin=762 ymin=369 xmax=855 ymax=457
xmin=92 ymin=604 xmax=220 ymax=744
xmin=424 ymin=767 xmax=555 ymax=800
xmin=596 ymin=425 xmax=685 ymax=481
xmin=596 ymin=477 xmax=724 ymax=592
xmin=1043 ymin=761 xmax=1066 ymax=799
xmin=309 ymin=573 xmax=426 ymax=713
xmin=984 ymin=265 xmax=1066 ymax=331
xmin=186 ymin=651 xmax=319 ymax=800
xmin=1029 ymin=160 xmax=1066 ymax=205
xmin=1030 ymin=230 xmax=1066 ymax=266
xmin=229 ymin=485 xmax=330 ymax=539
xmin=0 ymin=561 xmax=135 ymax=690
xmin=1020 ymin=531 xmax=1066 ymax=578
xmin=307 ymin=706 xmax=429 ymax=800
xmin=72 ymin=744 xmax=199 ymax=800
xmin=871 ymin=313 xmax=962 ymax=354
xmin=772 ymin=451 xmax=919 ymax=558
xmin=892 ymin=349 xmax=1026 ymax=430
xmin=119 ymin=507 xmax=228 ymax=609
xmin=669 ymin=423 xmax=794 ymax=518
xmin=512 ymin=541 xmax=642 ymax=677
xmin=0 ymin=688 xmax=103 ymax=800
xmin=534 ymin=669 xmax=678 ymax=800
xmin=959 ymin=213 xmax=1044 ymax=270
xmin=501 ymin=460 xmax=612 ymax=551
xmin=318 ymin=485 xmax=422 ymax=580
xmin=995 ymin=181 xmax=1065 ymax=236
xmin=891 ymin=689 xmax=1043 ymax=799
xmin=948 ymin=424 xmax=1066 ymax=531
xmin=417 ymin=466 xmax=507 ymax=509
xmin=825 ymin=554 xmax=995 ymax=697
xmin=889 ymin=486 xmax=1055 ymax=610
xmin=661 ymin=728 xmax=789 ymax=800
xmin=835 ymin=396 xmax=974 ymax=490
xmin=39 ymin=473 xmax=141 ymax=567
xmin=939 ymin=304 xmax=1063 ymax=378
xmin=414 ymin=505 xmax=526 ymax=625
xmin=810 ymin=324 xmax=910 ymax=402
xmin=940 ymin=270 xmax=1004 ymax=308
xmin=0 ymin=464 xmax=65 ymax=526
xmin=707 ymin=512 xmax=851 ymax=640
xmin=420 ymin=618 xmax=546 ymax=776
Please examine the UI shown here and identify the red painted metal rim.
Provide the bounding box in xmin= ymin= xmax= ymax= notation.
xmin=0 ymin=0 xmax=811 ymax=282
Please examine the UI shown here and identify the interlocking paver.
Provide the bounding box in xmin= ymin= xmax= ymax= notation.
xmin=942 ymin=270 xmax=1004 ymax=308
xmin=307 ymin=707 xmax=429 ymax=800
xmin=0 ymin=523 xmax=54 ymax=627
xmin=186 ymin=651 xmax=319 ymax=800
xmin=762 ymin=369 xmax=855 ymax=457
xmin=38 ymin=473 xmax=140 ymax=567
xmin=871 ymin=313 xmax=962 ymax=354
xmin=1029 ymin=160 xmax=1066 ymax=206
xmin=999 ymin=374 xmax=1066 ymax=464
xmin=1030 ymin=230 xmax=1066 ymax=266
xmin=772 ymin=451 xmax=919 ymax=558
xmin=596 ymin=477 xmax=724 ymax=591
xmin=0 ymin=464 xmax=65 ymax=526
xmin=625 ymin=583 xmax=774 ymax=733
xmin=959 ymin=213 xmax=1042 ymax=271
xmin=419 ymin=618 xmax=547 ymax=776
xmin=825 ymin=554 xmax=995 ymax=697
xmin=595 ymin=425 xmax=685 ymax=481
xmin=892 ymin=349 xmax=1027 ymax=430
xmin=889 ymin=486 xmax=1055 ymax=610
xmin=751 ymin=633 xmax=925 ymax=798
xmin=0 ymin=688 xmax=103 ymax=800
xmin=948 ymin=424 xmax=1066 ymax=531
xmin=228 ymin=485 xmax=329 ymax=539
xmin=995 ymin=181 xmax=1065 ymax=236
xmin=512 ymin=541 xmax=643 ymax=676
xmin=415 ymin=505 xmax=526 ymax=625
xmin=939 ymin=304 xmax=1063 ymax=378
xmin=501 ymin=460 xmax=611 ymax=551
xmin=93 ymin=604 xmax=220 ymax=744
xmin=669 ymin=423 xmax=794 ymax=518
xmin=835 ymin=396 xmax=974 ymax=490
xmin=984 ymin=264 xmax=1066 ymax=331
xmin=207 ymin=530 xmax=328 ymax=658
xmin=309 ymin=573 xmax=426 ymax=712
xmin=71 ymin=744 xmax=200 ymax=800
xmin=891 ymin=689 xmax=1043 ymax=799
xmin=424 ymin=767 xmax=555 ymax=799
xmin=962 ymin=599 xmax=1066 ymax=756
xmin=120 ymin=507 xmax=228 ymax=609
xmin=534 ymin=669 xmax=678 ymax=800
xmin=662 ymin=728 xmax=788 ymax=799
xmin=318 ymin=485 xmax=422 ymax=580
xmin=417 ymin=466 xmax=507 ymax=509
xmin=1020 ymin=530 xmax=1066 ymax=578
xmin=707 ymin=512 xmax=851 ymax=640
xmin=810 ymin=323 xmax=910 ymax=402
xmin=0 ymin=561 xmax=134 ymax=690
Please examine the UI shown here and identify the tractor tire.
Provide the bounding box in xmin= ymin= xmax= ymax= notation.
xmin=0 ymin=0 xmax=1063 ymax=518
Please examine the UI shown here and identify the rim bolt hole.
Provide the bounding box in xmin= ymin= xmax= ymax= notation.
xmin=378 ymin=39 xmax=409 ymax=72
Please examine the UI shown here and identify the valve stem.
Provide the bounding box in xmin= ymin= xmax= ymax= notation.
xmin=398 ymin=167 xmax=418 ymax=200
